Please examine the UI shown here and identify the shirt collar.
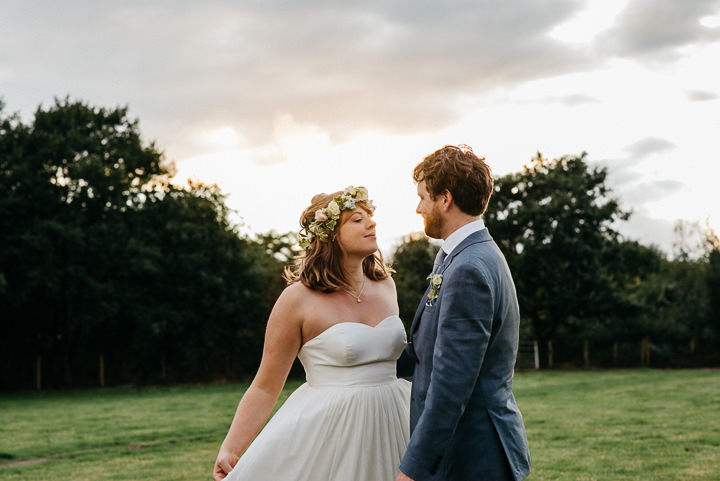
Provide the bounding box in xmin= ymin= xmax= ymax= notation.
xmin=441 ymin=218 xmax=486 ymax=256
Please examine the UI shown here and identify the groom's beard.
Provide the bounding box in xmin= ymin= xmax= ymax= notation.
xmin=422 ymin=204 xmax=444 ymax=239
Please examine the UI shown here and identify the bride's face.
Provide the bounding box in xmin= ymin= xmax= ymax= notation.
xmin=336 ymin=207 xmax=378 ymax=257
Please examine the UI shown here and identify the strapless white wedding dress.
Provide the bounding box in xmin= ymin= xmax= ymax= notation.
xmin=226 ymin=315 xmax=412 ymax=481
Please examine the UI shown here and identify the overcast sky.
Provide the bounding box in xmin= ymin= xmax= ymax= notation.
xmin=2 ymin=0 xmax=719 ymax=257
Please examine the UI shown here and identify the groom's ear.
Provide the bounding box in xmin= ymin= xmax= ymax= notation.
xmin=440 ymin=189 xmax=453 ymax=212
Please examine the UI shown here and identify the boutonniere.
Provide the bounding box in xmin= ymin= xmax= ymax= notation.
xmin=426 ymin=274 xmax=443 ymax=301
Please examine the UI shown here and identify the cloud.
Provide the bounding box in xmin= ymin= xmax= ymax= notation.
xmin=599 ymin=135 xmax=682 ymax=217
xmin=623 ymin=137 xmax=677 ymax=158
xmin=599 ymin=137 xmax=677 ymax=189
xmin=0 ymin=0 xmax=592 ymax=157
xmin=622 ymin=179 xmax=684 ymax=204
xmin=535 ymin=94 xmax=598 ymax=106
xmin=685 ymin=89 xmax=719 ymax=101
xmin=614 ymin=206 xmax=676 ymax=251
xmin=597 ymin=0 xmax=720 ymax=60
xmin=3 ymin=0 xmax=716 ymax=258
xmin=599 ymin=157 xmax=645 ymax=186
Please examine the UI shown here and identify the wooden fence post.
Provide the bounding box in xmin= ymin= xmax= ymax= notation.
xmin=36 ymin=355 xmax=42 ymax=391
xmin=641 ymin=337 xmax=650 ymax=366
xmin=690 ymin=337 xmax=696 ymax=358
xmin=640 ymin=338 xmax=644 ymax=365
xmin=548 ymin=340 xmax=554 ymax=368
xmin=613 ymin=341 xmax=618 ymax=366
xmin=99 ymin=354 xmax=105 ymax=388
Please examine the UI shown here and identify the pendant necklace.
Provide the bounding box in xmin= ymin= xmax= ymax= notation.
xmin=343 ymin=277 xmax=366 ymax=303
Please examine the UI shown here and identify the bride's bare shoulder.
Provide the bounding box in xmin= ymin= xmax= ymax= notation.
xmin=278 ymin=282 xmax=309 ymax=302
xmin=377 ymin=275 xmax=397 ymax=291
xmin=275 ymin=282 xmax=323 ymax=310
xmin=372 ymin=276 xmax=397 ymax=302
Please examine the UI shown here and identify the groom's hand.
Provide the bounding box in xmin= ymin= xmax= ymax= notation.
xmin=396 ymin=471 xmax=415 ymax=481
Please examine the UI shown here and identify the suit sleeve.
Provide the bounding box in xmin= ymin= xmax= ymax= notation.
xmin=399 ymin=261 xmax=494 ymax=480
xmin=396 ymin=345 xmax=416 ymax=380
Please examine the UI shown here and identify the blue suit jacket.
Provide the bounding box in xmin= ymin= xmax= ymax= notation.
xmin=399 ymin=229 xmax=531 ymax=481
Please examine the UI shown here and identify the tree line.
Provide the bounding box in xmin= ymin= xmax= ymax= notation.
xmin=0 ymin=99 xmax=286 ymax=390
xmin=2 ymin=99 xmax=718 ymax=390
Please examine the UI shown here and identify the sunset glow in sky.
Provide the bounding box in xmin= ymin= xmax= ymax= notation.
xmin=2 ymin=0 xmax=719 ymax=256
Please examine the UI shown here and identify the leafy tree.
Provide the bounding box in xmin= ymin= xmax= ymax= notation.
xmin=484 ymin=152 xmax=629 ymax=366
xmin=119 ymin=181 xmax=286 ymax=382
xmin=1 ymin=97 xmax=168 ymax=386
xmin=708 ymin=245 xmax=720 ymax=360
xmin=256 ymin=230 xmax=303 ymax=264
xmin=601 ymin=241 xmax=665 ymax=366
xmin=648 ymin=220 xmax=720 ymax=366
xmin=390 ymin=233 xmax=438 ymax=331
xmin=0 ymin=98 xmax=285 ymax=389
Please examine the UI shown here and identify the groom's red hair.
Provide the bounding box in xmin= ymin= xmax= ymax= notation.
xmin=413 ymin=144 xmax=494 ymax=216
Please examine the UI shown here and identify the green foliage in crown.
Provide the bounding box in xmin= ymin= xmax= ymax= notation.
xmin=298 ymin=186 xmax=375 ymax=249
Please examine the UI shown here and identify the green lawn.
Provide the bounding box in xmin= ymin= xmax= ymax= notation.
xmin=1 ymin=370 xmax=718 ymax=481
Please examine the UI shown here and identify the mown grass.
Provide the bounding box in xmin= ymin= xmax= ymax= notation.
xmin=1 ymin=370 xmax=718 ymax=480
xmin=514 ymin=369 xmax=720 ymax=480
xmin=0 ymin=381 xmax=302 ymax=481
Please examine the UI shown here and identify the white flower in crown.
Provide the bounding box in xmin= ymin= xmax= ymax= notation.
xmin=298 ymin=186 xmax=374 ymax=249
xmin=355 ymin=186 xmax=369 ymax=201
xmin=315 ymin=209 xmax=328 ymax=222
xmin=326 ymin=200 xmax=341 ymax=217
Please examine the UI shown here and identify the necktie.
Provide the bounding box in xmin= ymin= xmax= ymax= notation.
xmin=433 ymin=248 xmax=447 ymax=274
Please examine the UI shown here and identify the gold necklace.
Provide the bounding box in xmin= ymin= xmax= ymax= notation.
xmin=343 ymin=277 xmax=366 ymax=303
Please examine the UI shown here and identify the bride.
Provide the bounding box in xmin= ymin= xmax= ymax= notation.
xmin=213 ymin=186 xmax=411 ymax=481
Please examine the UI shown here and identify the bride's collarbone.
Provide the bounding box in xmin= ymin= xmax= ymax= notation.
xmin=298 ymin=288 xmax=394 ymax=340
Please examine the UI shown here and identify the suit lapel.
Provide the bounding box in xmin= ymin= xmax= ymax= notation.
xmin=438 ymin=228 xmax=492 ymax=275
xmin=410 ymin=287 xmax=431 ymax=336
xmin=408 ymin=229 xmax=493 ymax=345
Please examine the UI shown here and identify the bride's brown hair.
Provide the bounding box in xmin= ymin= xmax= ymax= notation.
xmin=283 ymin=190 xmax=393 ymax=292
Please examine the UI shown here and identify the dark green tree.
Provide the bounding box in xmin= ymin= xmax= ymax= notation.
xmin=118 ymin=180 xmax=285 ymax=382
xmin=484 ymin=152 xmax=630 ymax=366
xmin=707 ymin=242 xmax=720 ymax=361
xmin=0 ymin=97 xmax=167 ymax=386
xmin=600 ymin=240 xmax=665 ymax=366
xmin=646 ymin=220 xmax=720 ymax=366
xmin=1 ymin=98 xmax=285 ymax=389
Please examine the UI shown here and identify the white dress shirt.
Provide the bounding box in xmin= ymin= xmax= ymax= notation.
xmin=439 ymin=219 xmax=486 ymax=257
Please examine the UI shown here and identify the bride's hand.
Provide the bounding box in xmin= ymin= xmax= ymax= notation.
xmin=395 ymin=472 xmax=415 ymax=481
xmin=213 ymin=450 xmax=239 ymax=481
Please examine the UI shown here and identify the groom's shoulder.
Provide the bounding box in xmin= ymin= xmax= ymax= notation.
xmin=455 ymin=237 xmax=506 ymax=271
xmin=456 ymin=233 xmax=494 ymax=257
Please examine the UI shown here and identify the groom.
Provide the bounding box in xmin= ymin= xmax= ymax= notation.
xmin=396 ymin=145 xmax=531 ymax=481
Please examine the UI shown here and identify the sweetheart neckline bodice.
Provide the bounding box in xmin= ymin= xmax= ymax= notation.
xmin=296 ymin=315 xmax=406 ymax=388
xmin=301 ymin=315 xmax=401 ymax=348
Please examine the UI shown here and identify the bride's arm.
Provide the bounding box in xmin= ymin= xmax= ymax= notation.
xmin=213 ymin=286 xmax=304 ymax=480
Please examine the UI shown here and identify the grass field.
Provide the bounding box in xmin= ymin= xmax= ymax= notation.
xmin=1 ymin=369 xmax=718 ymax=481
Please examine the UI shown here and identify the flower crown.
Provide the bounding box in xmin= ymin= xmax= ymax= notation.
xmin=298 ymin=186 xmax=375 ymax=249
